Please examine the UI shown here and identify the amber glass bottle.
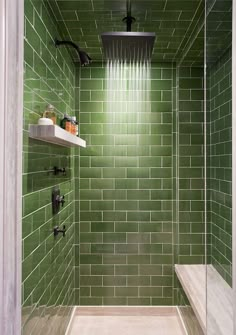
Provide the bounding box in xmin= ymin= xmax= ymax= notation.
xmin=61 ymin=114 xmax=72 ymax=133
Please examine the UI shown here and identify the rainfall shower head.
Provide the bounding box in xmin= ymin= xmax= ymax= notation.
xmin=55 ymin=39 xmax=92 ymax=66
xmin=101 ymin=0 xmax=155 ymax=62
xmin=101 ymin=32 xmax=156 ymax=62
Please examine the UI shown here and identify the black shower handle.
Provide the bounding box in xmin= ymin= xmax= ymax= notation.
xmin=53 ymin=225 xmax=66 ymax=237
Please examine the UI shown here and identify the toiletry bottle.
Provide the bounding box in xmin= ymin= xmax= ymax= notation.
xmin=71 ymin=116 xmax=78 ymax=136
xmin=44 ymin=104 xmax=56 ymax=124
xmin=75 ymin=118 xmax=79 ymax=136
xmin=61 ymin=114 xmax=72 ymax=133
xmin=60 ymin=114 xmax=66 ymax=129
xmin=67 ymin=116 xmax=72 ymax=133
xmin=71 ymin=116 xmax=75 ymax=135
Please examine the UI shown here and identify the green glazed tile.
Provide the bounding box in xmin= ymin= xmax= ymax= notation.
xmin=115 ymin=287 xmax=138 ymax=297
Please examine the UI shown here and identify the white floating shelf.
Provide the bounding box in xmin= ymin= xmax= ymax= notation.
xmin=29 ymin=125 xmax=86 ymax=148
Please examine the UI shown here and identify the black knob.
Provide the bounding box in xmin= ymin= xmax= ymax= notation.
xmin=60 ymin=195 xmax=65 ymax=207
xmin=53 ymin=167 xmax=66 ymax=176
xmin=53 ymin=225 xmax=66 ymax=237
xmin=52 ymin=188 xmax=65 ymax=215
xmin=56 ymin=195 xmax=65 ymax=206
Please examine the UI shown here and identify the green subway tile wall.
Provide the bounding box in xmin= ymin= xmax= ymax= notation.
xmin=177 ymin=66 xmax=205 ymax=265
xmin=78 ymin=63 xmax=175 ymax=306
xmin=22 ymin=0 xmax=232 ymax=318
xmin=208 ymin=49 xmax=232 ymax=285
xmin=23 ymin=0 xmax=75 ymax=333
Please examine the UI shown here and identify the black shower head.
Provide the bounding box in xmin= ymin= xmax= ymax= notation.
xmin=101 ymin=32 xmax=156 ymax=62
xmin=55 ymin=39 xmax=92 ymax=66
xmin=79 ymin=50 xmax=92 ymax=67
xmin=101 ymin=0 xmax=155 ymax=62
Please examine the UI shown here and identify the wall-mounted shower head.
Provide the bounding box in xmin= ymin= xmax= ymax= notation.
xmin=55 ymin=39 xmax=92 ymax=66
xmin=78 ymin=50 xmax=92 ymax=67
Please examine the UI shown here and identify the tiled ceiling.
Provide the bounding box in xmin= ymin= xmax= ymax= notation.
xmin=206 ymin=0 xmax=232 ymax=64
xmin=179 ymin=24 xmax=204 ymax=67
xmin=47 ymin=0 xmax=205 ymax=63
xmin=181 ymin=0 xmax=232 ymax=66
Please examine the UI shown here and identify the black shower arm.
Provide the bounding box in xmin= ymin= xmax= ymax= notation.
xmin=55 ymin=39 xmax=81 ymax=54
xmin=122 ymin=0 xmax=136 ymax=32
xmin=127 ymin=0 xmax=132 ymax=17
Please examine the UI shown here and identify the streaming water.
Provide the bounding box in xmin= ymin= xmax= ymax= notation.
xmin=105 ymin=60 xmax=151 ymax=138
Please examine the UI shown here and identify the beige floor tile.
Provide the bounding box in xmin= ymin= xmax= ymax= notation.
xmin=69 ymin=314 xmax=185 ymax=335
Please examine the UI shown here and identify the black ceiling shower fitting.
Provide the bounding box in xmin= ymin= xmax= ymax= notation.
xmin=122 ymin=0 xmax=136 ymax=32
xmin=101 ymin=0 xmax=156 ymax=62
xmin=55 ymin=39 xmax=92 ymax=66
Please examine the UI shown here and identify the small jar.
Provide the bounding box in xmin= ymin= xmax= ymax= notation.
xmin=61 ymin=114 xmax=72 ymax=133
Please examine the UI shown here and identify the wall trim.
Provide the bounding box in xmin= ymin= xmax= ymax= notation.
xmin=0 ymin=0 xmax=23 ymax=334
xmin=232 ymin=0 xmax=236 ymax=334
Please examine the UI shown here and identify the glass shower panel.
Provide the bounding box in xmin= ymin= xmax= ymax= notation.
xmin=175 ymin=7 xmax=206 ymax=332
xmin=206 ymin=0 xmax=233 ymax=334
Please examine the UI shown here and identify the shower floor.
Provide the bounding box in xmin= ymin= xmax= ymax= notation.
xmin=68 ymin=307 xmax=185 ymax=335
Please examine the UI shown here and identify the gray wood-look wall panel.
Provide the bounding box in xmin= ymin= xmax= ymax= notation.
xmin=233 ymin=1 xmax=236 ymax=334
xmin=0 ymin=0 xmax=23 ymax=334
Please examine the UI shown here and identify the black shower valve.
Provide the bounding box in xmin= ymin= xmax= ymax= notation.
xmin=53 ymin=225 xmax=66 ymax=237
xmin=53 ymin=166 xmax=66 ymax=176
xmin=47 ymin=166 xmax=67 ymax=176
xmin=52 ymin=188 xmax=65 ymax=215
xmin=57 ymin=194 xmax=65 ymax=207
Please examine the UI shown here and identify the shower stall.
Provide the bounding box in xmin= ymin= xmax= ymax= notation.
xmin=0 ymin=0 xmax=232 ymax=334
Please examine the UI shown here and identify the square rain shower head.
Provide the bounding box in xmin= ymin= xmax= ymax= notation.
xmin=101 ymin=32 xmax=156 ymax=62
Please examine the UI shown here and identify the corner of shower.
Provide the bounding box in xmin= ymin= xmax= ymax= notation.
xmin=175 ymin=1 xmax=234 ymax=335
